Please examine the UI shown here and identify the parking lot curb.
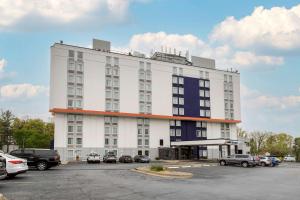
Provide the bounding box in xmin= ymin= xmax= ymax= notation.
xmin=132 ymin=167 xmax=193 ymax=179
xmin=0 ymin=193 xmax=7 ymax=200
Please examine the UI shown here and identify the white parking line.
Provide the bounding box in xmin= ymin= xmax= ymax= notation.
xmin=167 ymin=166 xmax=179 ymax=169
xmin=181 ymin=165 xmax=191 ymax=168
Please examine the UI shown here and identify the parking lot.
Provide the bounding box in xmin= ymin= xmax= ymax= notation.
xmin=1 ymin=162 xmax=300 ymax=200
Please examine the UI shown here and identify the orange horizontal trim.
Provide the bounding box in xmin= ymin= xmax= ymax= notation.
xmin=50 ymin=108 xmax=241 ymax=124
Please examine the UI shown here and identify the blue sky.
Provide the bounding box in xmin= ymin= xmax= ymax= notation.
xmin=0 ymin=0 xmax=300 ymax=136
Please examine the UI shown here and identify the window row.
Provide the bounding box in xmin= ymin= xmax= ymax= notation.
xmin=138 ymin=138 xmax=149 ymax=146
xmin=139 ymin=61 xmax=151 ymax=71
xmin=225 ymin=111 xmax=234 ymax=120
xmin=224 ymin=74 xmax=233 ymax=82
xmin=105 ymin=100 xmax=119 ymax=111
xmin=137 ymin=118 xmax=150 ymax=125
xmin=169 ymin=120 xmax=181 ymax=127
xmin=105 ymin=138 xmax=118 ymax=146
xmin=172 ymin=87 xmax=184 ymax=95
xmin=68 ymin=74 xmax=83 ymax=84
xmin=68 ymin=61 xmax=83 ymax=72
xmin=221 ymin=131 xmax=230 ymax=139
xmin=139 ymin=70 xmax=151 ymax=80
xmin=196 ymin=121 xmax=207 ymax=128
xmin=173 ymin=67 xmax=183 ymax=76
xmin=173 ymin=107 xmax=184 ymax=115
xmin=68 ymin=86 xmax=83 ymax=96
xmin=224 ymin=102 xmax=234 ymax=110
xmin=200 ymin=110 xmax=211 ymax=117
xmin=172 ymin=76 xmax=184 ymax=84
xmin=67 ymin=137 xmax=82 ymax=145
xmin=139 ymin=93 xmax=151 ymax=102
xmin=199 ymin=90 xmax=210 ymax=97
xmin=104 ymin=116 xmax=118 ymax=124
xmin=200 ymin=99 xmax=210 ymax=107
xmin=106 ymin=56 xmax=119 ymax=66
xmin=196 ymin=130 xmax=207 ymax=138
xmin=139 ymin=103 xmax=152 ymax=113
xmin=68 ymin=125 xmax=83 ymax=133
xmin=106 ymin=77 xmax=119 ymax=88
xmin=173 ymin=97 xmax=184 ymax=105
xmin=68 ymin=99 xmax=82 ymax=108
xmin=137 ymin=126 xmax=149 ymax=135
xmin=199 ymin=71 xmax=209 ymax=79
xmin=105 ymin=66 xmax=119 ymax=76
xmin=199 ymin=80 xmax=210 ymax=88
xmin=224 ymin=92 xmax=233 ymax=100
xmin=224 ymin=82 xmax=233 ymax=91
xmin=106 ymin=89 xmax=119 ymax=99
xmin=139 ymin=81 xmax=152 ymax=91
xmin=67 ymin=115 xmax=83 ymax=122
xmin=170 ymin=129 xmax=181 ymax=137
xmin=104 ymin=125 xmax=118 ymax=134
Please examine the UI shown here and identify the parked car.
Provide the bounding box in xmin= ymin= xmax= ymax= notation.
xmin=284 ymin=155 xmax=296 ymax=162
xmin=103 ymin=152 xmax=117 ymax=163
xmin=119 ymin=155 xmax=133 ymax=163
xmin=87 ymin=152 xmax=101 ymax=163
xmin=134 ymin=155 xmax=150 ymax=163
xmin=266 ymin=156 xmax=281 ymax=164
xmin=259 ymin=156 xmax=272 ymax=167
xmin=0 ymin=156 xmax=7 ymax=180
xmin=10 ymin=149 xmax=60 ymax=171
xmin=219 ymin=154 xmax=257 ymax=168
xmin=0 ymin=152 xmax=28 ymax=178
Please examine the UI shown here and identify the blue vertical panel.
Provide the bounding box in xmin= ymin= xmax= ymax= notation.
xmin=181 ymin=121 xmax=197 ymax=141
xmin=183 ymin=77 xmax=200 ymax=117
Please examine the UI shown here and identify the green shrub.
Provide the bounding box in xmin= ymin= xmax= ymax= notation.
xmin=150 ymin=165 xmax=164 ymax=172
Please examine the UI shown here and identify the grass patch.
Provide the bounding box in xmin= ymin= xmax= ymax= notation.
xmin=150 ymin=165 xmax=164 ymax=172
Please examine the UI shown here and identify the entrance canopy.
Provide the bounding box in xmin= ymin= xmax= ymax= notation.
xmin=171 ymin=139 xmax=237 ymax=146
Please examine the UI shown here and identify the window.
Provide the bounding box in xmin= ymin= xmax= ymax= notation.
xmin=68 ymin=126 xmax=73 ymax=133
xmin=76 ymin=76 xmax=83 ymax=84
xmin=139 ymin=61 xmax=144 ymax=70
xmin=75 ymin=100 xmax=82 ymax=108
xmin=178 ymin=77 xmax=184 ymax=84
xmin=202 ymin=122 xmax=207 ymax=128
xmin=138 ymin=150 xmax=142 ymax=155
xmin=113 ymin=90 xmax=119 ymax=99
xmin=139 ymin=82 xmax=145 ymax=90
xmin=173 ymin=107 xmax=178 ymax=115
xmin=144 ymin=127 xmax=149 ymax=135
xmin=68 ymin=100 xmax=73 ymax=107
xmin=68 ymin=61 xmax=75 ymax=70
xmin=138 ymin=126 xmax=143 ymax=135
xmin=199 ymin=80 xmax=205 ymax=87
xmin=105 ymin=90 xmax=112 ymax=99
xmin=145 ymin=150 xmax=149 ymax=156
xmin=67 ymin=115 xmax=75 ymax=122
xmin=205 ymin=100 xmax=210 ymax=107
xmin=69 ymin=50 xmax=75 ymax=58
xmin=179 ymin=98 xmax=184 ymax=105
xmin=205 ymin=90 xmax=210 ymax=97
xmin=113 ymin=67 xmax=119 ymax=76
xmin=160 ymin=139 xmax=164 ymax=146
xmin=176 ymin=120 xmax=181 ymax=126
xmin=77 ymin=52 xmax=83 ymax=59
xmin=200 ymin=100 xmax=205 ymax=107
xmin=113 ymin=139 xmax=118 ymax=145
xmin=77 ymin=126 xmax=82 ymax=132
xmin=105 ymin=138 xmax=109 ymax=145
xmin=224 ymin=74 xmax=227 ymax=82
xmin=68 ymin=138 xmax=73 ymax=145
xmin=76 ymin=115 xmax=83 ymax=122
xmin=229 ymin=75 xmax=232 ymax=82
xmin=176 ymin=129 xmax=181 ymax=136
xmin=205 ymin=110 xmax=211 ymax=117
xmin=145 ymin=139 xmax=149 ymax=146
xmin=112 ymin=126 xmax=118 ymax=134
xmin=139 ymin=70 xmax=145 ymax=79
xmin=76 ymin=138 xmax=82 ymax=145
xmin=77 ymin=63 xmax=83 ymax=72
xmin=200 ymin=110 xmax=205 ymax=117
xmin=145 ymin=82 xmax=151 ymax=91
xmin=112 ymin=117 xmax=118 ymax=124
xmin=196 ymin=121 xmax=201 ymax=127
xmin=113 ymin=57 xmax=119 ymax=66
xmin=170 ymin=120 xmax=175 ymax=126
xmin=106 ymin=56 xmax=111 ymax=64
xmin=146 ymin=104 xmax=151 ymax=113
xmin=106 ymin=78 xmax=112 ymax=87
xmin=106 ymin=101 xmax=112 ymax=111
xmin=113 ymin=101 xmax=119 ymax=111
xmin=202 ymin=130 xmax=207 ymax=137
xmin=172 ymin=87 xmax=178 ymax=94
xmin=196 ymin=130 xmax=201 ymax=137
xmin=200 ymin=90 xmax=205 ymax=97
xmin=146 ymin=71 xmax=151 ymax=80
xmin=139 ymin=104 xmax=145 ymax=113
xmin=170 ymin=129 xmax=175 ymax=136
xmin=173 ymin=97 xmax=178 ymax=104
xmin=146 ymin=62 xmax=151 ymax=71
xmin=105 ymin=126 xmax=110 ymax=134
xmin=68 ymin=87 xmax=75 ymax=95
xmin=104 ymin=117 xmax=111 ymax=124
xmin=179 ymin=108 xmax=184 ymax=115
xmin=68 ymin=74 xmax=75 ymax=83
xmin=76 ymin=87 xmax=82 ymax=96
xmin=138 ymin=139 xmax=142 ymax=146
xmin=113 ymin=78 xmax=119 ymax=87
xmin=205 ymin=81 xmax=210 ymax=88
xmin=172 ymin=76 xmax=178 ymax=84
xmin=144 ymin=119 xmax=150 ymax=125
xmin=178 ymin=87 xmax=184 ymax=95
xmin=139 ymin=93 xmax=145 ymax=102
xmin=145 ymin=94 xmax=151 ymax=102
xmin=106 ymin=67 xmax=111 ymax=75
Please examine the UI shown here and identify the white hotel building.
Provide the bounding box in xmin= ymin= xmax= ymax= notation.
xmin=50 ymin=39 xmax=243 ymax=162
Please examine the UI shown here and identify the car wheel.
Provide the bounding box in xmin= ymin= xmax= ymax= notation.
xmin=241 ymin=162 xmax=248 ymax=168
xmin=261 ymin=162 xmax=266 ymax=167
xmin=7 ymin=174 xmax=17 ymax=178
xmin=220 ymin=160 xmax=226 ymax=166
xmin=37 ymin=161 xmax=48 ymax=171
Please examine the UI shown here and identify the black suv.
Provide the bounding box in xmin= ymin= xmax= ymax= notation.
xmin=10 ymin=149 xmax=61 ymax=171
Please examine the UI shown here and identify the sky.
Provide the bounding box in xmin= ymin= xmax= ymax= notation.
xmin=0 ymin=0 xmax=300 ymax=136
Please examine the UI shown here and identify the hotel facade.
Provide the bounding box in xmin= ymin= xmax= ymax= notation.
xmin=50 ymin=39 xmax=243 ymax=162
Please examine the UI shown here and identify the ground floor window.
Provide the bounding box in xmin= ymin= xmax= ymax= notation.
xmin=138 ymin=150 xmax=142 ymax=155
xmin=145 ymin=150 xmax=149 ymax=156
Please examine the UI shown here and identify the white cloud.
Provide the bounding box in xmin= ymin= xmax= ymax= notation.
xmin=0 ymin=58 xmax=16 ymax=79
xmin=0 ymin=58 xmax=6 ymax=71
xmin=210 ymin=4 xmax=300 ymax=51
xmin=0 ymin=0 xmax=145 ymax=30
xmin=0 ymin=84 xmax=48 ymax=99
xmin=116 ymin=32 xmax=284 ymax=69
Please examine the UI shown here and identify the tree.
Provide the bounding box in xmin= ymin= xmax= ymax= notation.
xmin=248 ymin=131 xmax=270 ymax=155
xmin=0 ymin=110 xmax=15 ymax=152
xmin=294 ymin=138 xmax=300 ymax=161
xmin=265 ymin=133 xmax=293 ymax=157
